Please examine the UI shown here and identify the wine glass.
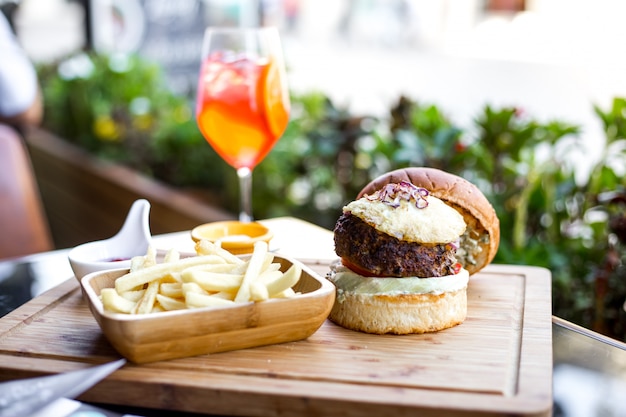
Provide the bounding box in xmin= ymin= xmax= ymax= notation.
xmin=195 ymin=27 xmax=290 ymax=223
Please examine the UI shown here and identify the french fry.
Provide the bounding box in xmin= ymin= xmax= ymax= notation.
xmin=249 ymin=281 xmax=269 ymax=301
xmin=258 ymin=253 xmax=276 ymax=274
xmin=234 ymin=241 xmax=269 ymax=303
xmin=101 ymin=288 xmax=137 ymax=313
xmin=185 ymin=291 xmax=235 ymax=309
xmin=258 ymin=270 xmax=282 ymax=284
xmin=155 ymin=294 xmax=186 ymax=311
xmin=120 ymin=289 xmax=145 ymax=302
xmin=181 ymin=262 xmax=242 ymax=277
xmin=182 ymin=282 xmax=210 ymax=295
xmin=272 ymin=287 xmax=297 ymax=298
xmin=103 ymin=239 xmax=302 ymax=315
xmin=115 ymin=255 xmax=231 ymax=293
xmin=161 ymin=272 xmax=182 ymax=284
xmin=180 ymin=255 xmax=229 ymax=270
xmin=130 ymin=256 xmax=146 ymax=272
xmin=263 ymin=264 xmax=302 ymax=297
xmin=195 ymin=240 xmax=244 ymax=265
xmin=159 ymin=282 xmax=183 ymax=298
xmin=133 ymin=280 xmax=160 ymax=314
xmin=210 ymin=291 xmax=236 ymax=301
xmin=264 ymin=262 xmax=281 ymax=273
xmin=163 ymin=248 xmax=180 ymax=263
xmin=130 ymin=245 xmax=157 ymax=272
xmin=183 ymin=270 xmax=244 ymax=292
xmin=143 ymin=246 xmax=157 ymax=268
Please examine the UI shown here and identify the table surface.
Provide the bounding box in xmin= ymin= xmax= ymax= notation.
xmin=1 ymin=217 xmax=625 ymax=417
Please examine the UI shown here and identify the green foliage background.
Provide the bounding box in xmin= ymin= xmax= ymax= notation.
xmin=38 ymin=53 xmax=626 ymax=341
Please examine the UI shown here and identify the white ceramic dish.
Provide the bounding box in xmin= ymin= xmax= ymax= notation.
xmin=68 ymin=199 xmax=152 ymax=279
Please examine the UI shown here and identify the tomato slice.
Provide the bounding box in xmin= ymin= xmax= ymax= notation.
xmin=340 ymin=258 xmax=383 ymax=278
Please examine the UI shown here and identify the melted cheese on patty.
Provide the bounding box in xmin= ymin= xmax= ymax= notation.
xmin=344 ymin=196 xmax=466 ymax=244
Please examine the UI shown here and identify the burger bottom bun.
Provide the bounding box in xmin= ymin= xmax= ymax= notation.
xmin=328 ymin=287 xmax=467 ymax=335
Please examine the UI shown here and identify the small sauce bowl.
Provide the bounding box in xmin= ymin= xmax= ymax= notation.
xmin=191 ymin=221 xmax=273 ymax=255
xmin=68 ymin=199 xmax=152 ymax=280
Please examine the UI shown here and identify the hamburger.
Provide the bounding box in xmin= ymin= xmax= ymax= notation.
xmin=327 ymin=167 xmax=500 ymax=335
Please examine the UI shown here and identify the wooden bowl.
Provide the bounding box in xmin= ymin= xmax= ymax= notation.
xmin=80 ymin=256 xmax=335 ymax=364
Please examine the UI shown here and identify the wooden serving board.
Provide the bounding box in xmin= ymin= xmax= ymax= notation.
xmin=0 ymin=263 xmax=553 ymax=417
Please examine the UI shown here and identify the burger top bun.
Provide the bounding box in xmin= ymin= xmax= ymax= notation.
xmin=358 ymin=167 xmax=500 ymax=275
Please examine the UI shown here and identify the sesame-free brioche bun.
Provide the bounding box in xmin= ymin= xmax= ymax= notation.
xmin=329 ymin=289 xmax=467 ymax=335
xmin=327 ymin=265 xmax=469 ymax=334
xmin=358 ymin=167 xmax=500 ymax=275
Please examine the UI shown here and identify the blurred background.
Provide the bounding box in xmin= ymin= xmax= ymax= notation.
xmin=7 ymin=0 xmax=626 ymax=166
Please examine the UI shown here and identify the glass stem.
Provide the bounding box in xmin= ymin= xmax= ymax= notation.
xmin=237 ymin=167 xmax=253 ymax=223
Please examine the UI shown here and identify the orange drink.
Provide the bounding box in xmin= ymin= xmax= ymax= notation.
xmin=195 ymin=27 xmax=289 ymax=222
xmin=196 ymin=53 xmax=290 ymax=170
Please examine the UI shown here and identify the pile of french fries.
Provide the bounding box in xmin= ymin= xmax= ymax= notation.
xmin=100 ymin=240 xmax=301 ymax=314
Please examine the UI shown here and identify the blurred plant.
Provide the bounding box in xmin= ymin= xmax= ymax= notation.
xmin=583 ymin=98 xmax=626 ymax=337
xmin=36 ymin=53 xmax=626 ymax=341
xmin=387 ymin=95 xmax=466 ymax=173
xmin=470 ymin=105 xmax=581 ymax=262
xmin=38 ymin=52 xmax=229 ymax=198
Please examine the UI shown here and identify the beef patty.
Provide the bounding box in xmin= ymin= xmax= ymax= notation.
xmin=333 ymin=212 xmax=458 ymax=278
